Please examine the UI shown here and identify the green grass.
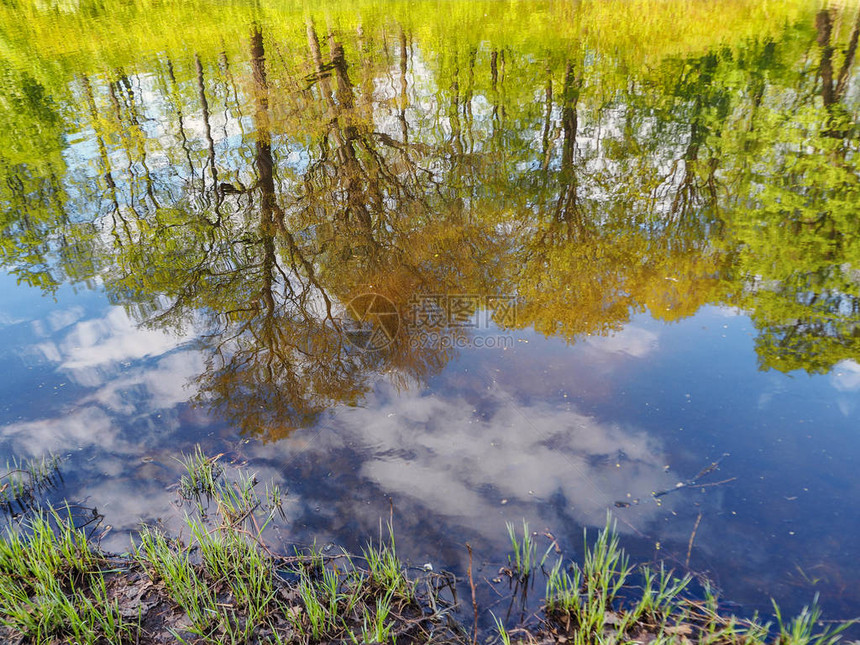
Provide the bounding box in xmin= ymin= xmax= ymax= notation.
xmin=149 ymin=454 xmax=425 ymax=643
xmin=190 ymin=517 xmax=273 ymax=611
xmin=493 ymin=612 xmax=515 ymax=645
xmin=543 ymin=517 xmax=695 ymax=641
xmin=287 ymin=530 xmax=410 ymax=643
xmin=355 ymin=587 xmax=396 ymax=644
xmin=211 ymin=470 xmax=259 ymax=525
xmin=265 ymin=480 xmax=286 ymax=516
xmin=177 ymin=444 xmax=223 ymax=499
xmin=134 ymin=524 xmax=217 ymax=633
xmin=297 ymin=574 xmax=329 ymax=640
xmin=541 ymin=514 xmax=855 ymax=645
xmin=134 ymin=460 xmax=286 ymax=642
xmin=773 ymin=594 xmax=854 ymax=645
xmin=628 ymin=563 xmax=692 ymax=625
xmin=0 ymin=505 xmax=137 ymax=643
xmin=506 ymin=519 xmax=537 ymax=581
xmin=0 ymin=452 xmax=426 ymax=644
xmin=362 ymin=522 xmax=415 ymax=602
xmin=545 ymin=556 xmax=583 ymax=615
xmin=294 ymin=565 xmax=360 ymax=641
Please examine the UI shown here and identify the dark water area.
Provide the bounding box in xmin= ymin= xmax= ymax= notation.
xmin=1 ymin=0 xmax=859 ymax=635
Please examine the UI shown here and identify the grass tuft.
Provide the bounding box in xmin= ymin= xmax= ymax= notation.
xmin=773 ymin=593 xmax=854 ymax=645
xmin=506 ymin=519 xmax=536 ymax=581
xmin=493 ymin=612 xmax=514 ymax=645
xmin=362 ymin=522 xmax=414 ymax=602
xmin=177 ymin=445 xmax=223 ymax=499
xmin=134 ymin=524 xmax=216 ymax=632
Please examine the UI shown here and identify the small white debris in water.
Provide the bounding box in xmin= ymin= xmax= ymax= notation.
xmin=422 ymin=563 xmax=434 ymax=571
xmin=501 ymin=499 xmax=508 ymax=504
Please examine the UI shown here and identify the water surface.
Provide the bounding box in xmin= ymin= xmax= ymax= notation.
xmin=1 ymin=0 xmax=859 ymax=631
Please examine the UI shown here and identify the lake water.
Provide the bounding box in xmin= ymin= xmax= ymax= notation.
xmin=1 ymin=0 xmax=859 ymax=633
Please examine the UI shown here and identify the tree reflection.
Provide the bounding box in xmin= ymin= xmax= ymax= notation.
xmin=720 ymin=6 xmax=860 ymax=373
xmin=0 ymin=3 xmax=858 ymax=437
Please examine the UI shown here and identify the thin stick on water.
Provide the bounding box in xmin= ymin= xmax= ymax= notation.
xmin=686 ymin=512 xmax=703 ymax=569
xmin=466 ymin=543 xmax=478 ymax=645
xmin=694 ymin=477 xmax=737 ymax=490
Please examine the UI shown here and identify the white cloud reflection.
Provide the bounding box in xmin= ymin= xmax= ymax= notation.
xmin=831 ymin=360 xmax=860 ymax=416
xmin=3 ymin=300 xmax=676 ymax=558
xmin=583 ymin=325 xmax=658 ymax=358
xmin=59 ymin=307 xmax=193 ymax=372
xmin=0 ymin=303 xmax=216 ymax=539
xmin=3 ymin=405 xmax=120 ymax=456
xmin=831 ymin=360 xmax=860 ymax=392
xmin=3 ymin=304 xmax=202 ymax=460
xmin=276 ymin=381 xmax=675 ymax=548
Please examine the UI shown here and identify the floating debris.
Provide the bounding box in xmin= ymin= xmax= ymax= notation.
xmin=653 ymin=453 xmax=733 ymax=498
